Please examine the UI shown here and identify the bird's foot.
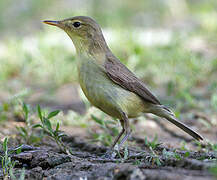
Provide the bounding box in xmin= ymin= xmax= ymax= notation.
xmin=102 ymin=144 xmax=119 ymax=159
xmin=102 ymin=145 xmax=130 ymax=159
xmin=103 ymin=149 xmax=117 ymax=159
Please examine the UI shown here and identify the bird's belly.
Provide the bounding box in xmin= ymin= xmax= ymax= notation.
xmin=78 ymin=61 xmax=145 ymax=119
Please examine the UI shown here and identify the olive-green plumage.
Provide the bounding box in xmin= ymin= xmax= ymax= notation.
xmin=78 ymin=56 xmax=145 ymax=119
xmin=44 ymin=16 xmax=203 ymax=148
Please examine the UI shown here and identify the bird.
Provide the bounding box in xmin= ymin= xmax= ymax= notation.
xmin=43 ymin=16 xmax=203 ymax=150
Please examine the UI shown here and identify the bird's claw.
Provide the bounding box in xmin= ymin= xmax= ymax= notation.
xmin=102 ymin=145 xmax=120 ymax=159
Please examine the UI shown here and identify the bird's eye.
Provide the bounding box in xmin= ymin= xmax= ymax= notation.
xmin=73 ymin=22 xmax=81 ymax=28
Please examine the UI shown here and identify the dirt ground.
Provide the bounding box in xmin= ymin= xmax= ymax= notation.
xmin=0 ymin=110 xmax=216 ymax=180
xmin=0 ymin=135 xmax=216 ymax=180
xmin=0 ymin=85 xmax=217 ymax=179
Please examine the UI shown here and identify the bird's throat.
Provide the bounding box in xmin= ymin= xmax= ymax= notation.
xmin=73 ymin=40 xmax=108 ymax=66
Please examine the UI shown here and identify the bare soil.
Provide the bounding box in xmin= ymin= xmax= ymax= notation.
xmin=0 ymin=134 xmax=216 ymax=180
xmin=0 ymin=85 xmax=216 ymax=180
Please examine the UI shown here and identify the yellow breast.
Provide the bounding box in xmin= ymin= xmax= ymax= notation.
xmin=77 ymin=57 xmax=145 ymax=119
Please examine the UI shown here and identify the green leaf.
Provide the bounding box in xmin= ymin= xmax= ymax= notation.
xmin=91 ymin=115 xmax=105 ymax=126
xmin=9 ymin=168 xmax=17 ymax=180
xmin=55 ymin=122 xmax=60 ymax=132
xmin=47 ymin=110 xmax=60 ymax=119
xmin=20 ymin=127 xmax=27 ymax=135
xmin=132 ymin=160 xmax=141 ymax=165
xmin=111 ymin=127 xmax=119 ymax=136
xmin=16 ymin=127 xmax=27 ymax=137
xmin=32 ymin=124 xmax=43 ymax=129
xmin=22 ymin=103 xmax=29 ymax=120
xmin=19 ymin=168 xmax=26 ymax=180
xmin=57 ymin=133 xmax=66 ymax=138
xmin=37 ymin=105 xmax=43 ymax=121
xmin=155 ymin=158 xmax=162 ymax=166
xmin=44 ymin=119 xmax=53 ymax=132
xmin=184 ymin=151 xmax=190 ymax=158
xmin=16 ymin=146 xmax=22 ymax=154
xmin=144 ymin=137 xmax=148 ymax=146
xmin=3 ymin=137 xmax=8 ymax=152
xmin=124 ymin=146 xmax=128 ymax=160
xmin=175 ymin=153 xmax=182 ymax=160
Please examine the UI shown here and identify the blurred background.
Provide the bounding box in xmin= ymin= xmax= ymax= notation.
xmin=0 ymin=0 xmax=216 ymax=147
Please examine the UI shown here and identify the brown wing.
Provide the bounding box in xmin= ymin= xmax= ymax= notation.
xmin=104 ymin=54 xmax=161 ymax=105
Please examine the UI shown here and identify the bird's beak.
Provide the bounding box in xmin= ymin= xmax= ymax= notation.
xmin=43 ymin=20 xmax=64 ymax=29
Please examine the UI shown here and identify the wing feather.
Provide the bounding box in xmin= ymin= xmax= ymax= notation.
xmin=104 ymin=54 xmax=161 ymax=105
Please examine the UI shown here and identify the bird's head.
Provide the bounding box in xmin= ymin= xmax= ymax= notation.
xmin=43 ymin=16 xmax=108 ymax=54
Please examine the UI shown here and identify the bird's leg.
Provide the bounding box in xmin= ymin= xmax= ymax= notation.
xmin=104 ymin=120 xmax=124 ymax=159
xmin=104 ymin=113 xmax=130 ymax=159
xmin=111 ymin=120 xmax=125 ymax=149
xmin=118 ymin=112 xmax=132 ymax=149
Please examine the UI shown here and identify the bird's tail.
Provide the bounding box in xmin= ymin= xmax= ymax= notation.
xmin=151 ymin=105 xmax=203 ymax=141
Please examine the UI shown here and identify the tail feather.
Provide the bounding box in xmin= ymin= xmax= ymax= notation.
xmin=152 ymin=105 xmax=203 ymax=141
xmin=165 ymin=115 xmax=203 ymax=141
